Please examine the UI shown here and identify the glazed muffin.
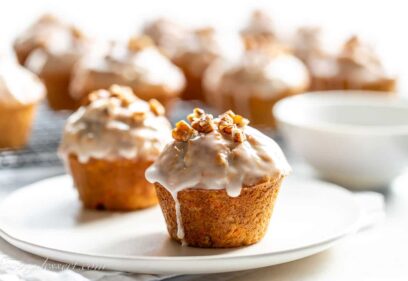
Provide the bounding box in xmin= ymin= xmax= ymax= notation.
xmin=19 ymin=14 xmax=89 ymax=110
xmin=70 ymin=37 xmax=185 ymax=109
xmin=146 ymin=109 xmax=291 ymax=248
xmin=0 ymin=58 xmax=45 ymax=149
xmin=59 ymin=85 xmax=172 ymax=211
xmin=142 ymin=18 xmax=188 ymax=60
xmin=204 ymin=47 xmax=310 ymax=128
xmin=293 ymin=31 xmax=396 ymax=92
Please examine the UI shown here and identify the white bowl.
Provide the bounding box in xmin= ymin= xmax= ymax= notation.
xmin=273 ymin=91 xmax=408 ymax=189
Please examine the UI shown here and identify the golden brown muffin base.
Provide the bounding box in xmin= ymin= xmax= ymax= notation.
xmin=68 ymin=154 xmax=158 ymax=211
xmin=311 ymin=76 xmax=396 ymax=93
xmin=155 ymin=175 xmax=284 ymax=248
xmin=178 ymin=68 xmax=205 ymax=102
xmin=0 ymin=103 xmax=37 ymax=149
xmin=212 ymin=86 xmax=308 ymax=128
xmin=41 ymin=71 xmax=77 ymax=111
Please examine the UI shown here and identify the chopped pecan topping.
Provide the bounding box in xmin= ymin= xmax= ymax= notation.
xmin=108 ymin=85 xmax=136 ymax=107
xmin=149 ymin=99 xmax=165 ymax=116
xmin=172 ymin=120 xmax=195 ymax=141
xmin=174 ymin=108 xmax=248 ymax=143
xmin=191 ymin=114 xmax=215 ymax=133
xmin=187 ymin=108 xmax=205 ymax=122
xmin=128 ymin=36 xmax=154 ymax=52
xmin=232 ymin=127 xmax=246 ymax=143
xmin=132 ymin=111 xmax=146 ymax=123
xmin=215 ymin=152 xmax=228 ymax=166
xmin=217 ymin=110 xmax=248 ymax=143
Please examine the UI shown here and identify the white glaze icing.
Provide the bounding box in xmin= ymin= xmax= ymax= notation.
xmin=335 ymin=37 xmax=394 ymax=85
xmin=241 ymin=10 xmax=275 ymax=37
xmin=145 ymin=112 xmax=291 ymax=242
xmin=204 ymin=51 xmax=309 ymax=118
xmin=70 ymin=44 xmax=185 ymax=100
xmin=59 ymin=86 xmax=172 ymax=163
xmin=142 ymin=18 xmax=188 ymax=59
xmin=0 ymin=60 xmax=45 ymax=107
xmin=17 ymin=15 xmax=88 ymax=74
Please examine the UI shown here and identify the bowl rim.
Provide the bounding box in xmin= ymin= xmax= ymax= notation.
xmin=273 ymin=90 xmax=408 ymax=136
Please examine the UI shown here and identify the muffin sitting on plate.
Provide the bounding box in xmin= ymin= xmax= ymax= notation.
xmin=0 ymin=57 xmax=45 ymax=149
xmin=59 ymin=85 xmax=172 ymax=211
xmin=146 ymin=108 xmax=291 ymax=247
xmin=204 ymin=44 xmax=310 ymax=128
xmin=16 ymin=14 xmax=89 ymax=110
xmin=293 ymin=30 xmax=396 ymax=92
xmin=70 ymin=37 xmax=185 ymax=109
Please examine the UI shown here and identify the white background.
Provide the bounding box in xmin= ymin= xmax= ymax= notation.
xmin=0 ymin=0 xmax=406 ymax=90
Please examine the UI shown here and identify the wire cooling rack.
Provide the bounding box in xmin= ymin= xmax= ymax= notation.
xmin=0 ymin=103 xmax=69 ymax=169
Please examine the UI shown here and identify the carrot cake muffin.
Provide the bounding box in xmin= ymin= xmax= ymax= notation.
xmin=0 ymin=58 xmax=45 ymax=149
xmin=146 ymin=108 xmax=291 ymax=248
xmin=59 ymin=85 xmax=172 ymax=211
xmin=293 ymin=31 xmax=396 ymax=92
xmin=240 ymin=10 xmax=277 ymax=50
xmin=19 ymin=14 xmax=89 ymax=110
xmin=142 ymin=18 xmax=188 ymax=60
xmin=70 ymin=37 xmax=185 ymax=109
xmin=204 ymin=46 xmax=310 ymax=128
xmin=172 ymin=28 xmax=225 ymax=102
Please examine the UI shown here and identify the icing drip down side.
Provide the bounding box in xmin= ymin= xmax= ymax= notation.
xmin=145 ymin=109 xmax=291 ymax=241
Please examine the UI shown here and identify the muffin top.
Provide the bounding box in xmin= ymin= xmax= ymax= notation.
xmin=146 ymin=109 xmax=291 ymax=197
xmin=241 ymin=10 xmax=276 ymax=40
xmin=293 ymin=27 xmax=326 ymax=63
xmin=335 ymin=36 xmax=394 ymax=84
xmin=0 ymin=58 xmax=45 ymax=107
xmin=205 ymin=47 xmax=309 ymax=104
xmin=142 ymin=18 xmax=188 ymax=59
xmin=70 ymin=37 xmax=185 ymax=100
xmin=59 ymin=85 xmax=172 ymax=163
xmin=172 ymin=28 xmax=225 ymax=77
xmin=16 ymin=14 xmax=88 ymax=73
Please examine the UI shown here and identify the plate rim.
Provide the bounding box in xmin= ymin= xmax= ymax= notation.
xmin=0 ymin=175 xmax=361 ymax=263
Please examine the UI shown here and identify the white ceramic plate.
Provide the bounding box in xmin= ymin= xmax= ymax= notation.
xmin=0 ymin=175 xmax=361 ymax=274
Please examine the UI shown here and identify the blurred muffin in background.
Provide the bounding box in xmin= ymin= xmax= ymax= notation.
xmin=172 ymin=28 xmax=225 ymax=102
xmin=142 ymin=18 xmax=188 ymax=60
xmin=0 ymin=57 xmax=45 ymax=149
xmin=59 ymin=85 xmax=172 ymax=211
xmin=18 ymin=14 xmax=89 ymax=110
xmin=70 ymin=36 xmax=185 ymax=109
xmin=293 ymin=29 xmax=396 ymax=92
xmin=240 ymin=10 xmax=277 ymax=50
xmin=204 ymin=45 xmax=309 ymax=128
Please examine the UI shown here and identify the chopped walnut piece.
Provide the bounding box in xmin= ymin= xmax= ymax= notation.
xmin=233 ymin=114 xmax=249 ymax=127
xmin=172 ymin=120 xmax=195 ymax=141
xmin=131 ymin=111 xmax=146 ymax=123
xmin=191 ymin=114 xmax=215 ymax=133
xmin=109 ymin=85 xmax=136 ymax=107
xmin=215 ymin=152 xmax=228 ymax=166
xmin=128 ymin=36 xmax=154 ymax=52
xmin=149 ymin=99 xmax=165 ymax=116
xmin=232 ymin=127 xmax=246 ymax=143
xmin=187 ymin=108 xmax=205 ymax=122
